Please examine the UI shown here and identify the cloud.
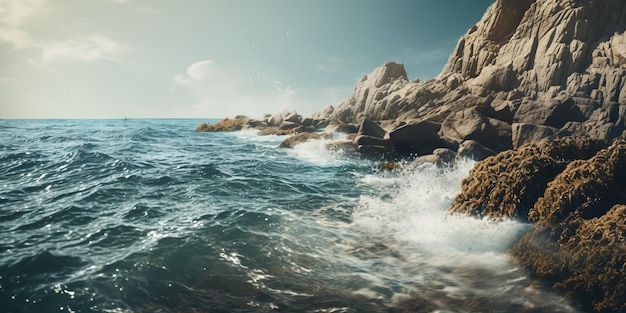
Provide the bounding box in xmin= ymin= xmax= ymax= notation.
xmin=0 ymin=0 xmax=127 ymax=63
xmin=175 ymin=60 xmax=309 ymax=118
xmin=0 ymin=26 xmax=33 ymax=48
xmin=0 ymin=0 xmax=45 ymax=26
xmin=40 ymin=35 xmax=127 ymax=62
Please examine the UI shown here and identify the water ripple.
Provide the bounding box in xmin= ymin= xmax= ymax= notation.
xmin=0 ymin=119 xmax=585 ymax=313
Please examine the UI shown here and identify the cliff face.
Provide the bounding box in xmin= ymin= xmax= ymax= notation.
xmin=315 ymin=0 xmax=626 ymax=154
xmin=444 ymin=0 xmax=626 ymax=100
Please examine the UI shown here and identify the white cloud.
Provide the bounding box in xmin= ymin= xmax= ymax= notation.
xmin=0 ymin=0 xmax=45 ymax=26
xmin=0 ymin=26 xmax=33 ymax=48
xmin=175 ymin=60 xmax=309 ymax=118
xmin=0 ymin=0 xmax=127 ymax=63
xmin=40 ymin=35 xmax=127 ymax=62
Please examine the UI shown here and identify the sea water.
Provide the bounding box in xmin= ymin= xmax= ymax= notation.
xmin=0 ymin=119 xmax=584 ymax=312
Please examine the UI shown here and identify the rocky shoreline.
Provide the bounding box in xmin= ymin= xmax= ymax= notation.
xmin=196 ymin=0 xmax=626 ymax=311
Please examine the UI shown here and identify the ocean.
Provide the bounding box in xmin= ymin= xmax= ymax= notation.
xmin=0 ymin=119 xmax=584 ymax=312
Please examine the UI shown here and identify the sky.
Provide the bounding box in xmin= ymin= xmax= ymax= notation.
xmin=0 ymin=0 xmax=494 ymax=119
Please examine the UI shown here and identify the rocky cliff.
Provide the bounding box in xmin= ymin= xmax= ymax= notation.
xmin=314 ymin=0 xmax=626 ymax=157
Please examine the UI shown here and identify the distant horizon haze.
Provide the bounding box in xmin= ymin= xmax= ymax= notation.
xmin=0 ymin=0 xmax=493 ymax=119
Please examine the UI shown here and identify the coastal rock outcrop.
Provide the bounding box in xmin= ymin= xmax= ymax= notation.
xmin=312 ymin=0 xmax=626 ymax=160
xmin=323 ymin=62 xmax=409 ymax=124
xmin=449 ymin=138 xmax=626 ymax=312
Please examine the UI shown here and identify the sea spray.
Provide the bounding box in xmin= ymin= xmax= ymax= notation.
xmin=353 ymin=160 xmax=528 ymax=254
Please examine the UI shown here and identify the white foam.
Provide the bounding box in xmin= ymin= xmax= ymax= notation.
xmin=352 ymin=160 xmax=528 ymax=262
xmin=233 ymin=129 xmax=287 ymax=147
xmin=286 ymin=133 xmax=351 ymax=166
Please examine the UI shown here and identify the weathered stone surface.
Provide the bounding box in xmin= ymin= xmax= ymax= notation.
xmin=302 ymin=0 xmax=626 ymax=155
xmin=267 ymin=109 xmax=299 ymax=127
xmin=196 ymin=122 xmax=213 ymax=132
xmin=327 ymin=122 xmax=358 ymax=134
xmin=513 ymin=97 xmax=583 ymax=128
xmin=244 ymin=119 xmax=267 ymax=128
xmin=415 ymin=148 xmax=457 ymax=165
xmin=312 ymin=62 xmax=409 ymax=123
xmin=353 ymin=135 xmax=393 ymax=149
xmin=470 ymin=64 xmax=518 ymax=92
xmin=357 ymin=117 xmax=387 ymax=138
xmin=455 ymin=140 xmax=495 ymax=160
xmin=388 ymin=120 xmax=441 ymax=154
xmin=312 ymin=105 xmax=334 ymax=120
xmin=440 ymin=108 xmax=511 ymax=152
xmin=511 ymin=123 xmax=559 ymax=149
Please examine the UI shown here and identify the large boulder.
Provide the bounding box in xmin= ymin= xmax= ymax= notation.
xmin=455 ymin=139 xmax=496 ymax=160
xmin=388 ymin=120 xmax=441 ymax=154
xmin=440 ymin=108 xmax=510 ymax=152
xmin=357 ymin=117 xmax=387 ymax=138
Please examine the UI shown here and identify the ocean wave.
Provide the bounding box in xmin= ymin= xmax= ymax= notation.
xmin=0 ymin=120 xmax=584 ymax=313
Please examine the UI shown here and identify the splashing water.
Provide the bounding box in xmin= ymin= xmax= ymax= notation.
xmin=0 ymin=119 xmax=585 ymax=313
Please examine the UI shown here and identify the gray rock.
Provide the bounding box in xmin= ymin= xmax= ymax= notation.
xmin=513 ymin=98 xmax=583 ymax=129
xmin=511 ymin=123 xmax=559 ymax=149
xmin=313 ymin=62 xmax=409 ymax=123
xmin=470 ymin=64 xmax=518 ymax=92
xmin=456 ymin=140 xmax=496 ymax=160
xmin=354 ymin=135 xmax=386 ymax=146
xmin=302 ymin=0 xmax=626 ymax=153
xmin=388 ymin=120 xmax=441 ymax=153
xmin=358 ymin=118 xmax=387 ymax=138
xmin=301 ymin=117 xmax=313 ymax=127
xmin=433 ymin=148 xmax=457 ymax=164
xmin=279 ymin=121 xmax=301 ymax=130
xmin=327 ymin=122 xmax=358 ymax=134
xmin=441 ymin=108 xmax=508 ymax=151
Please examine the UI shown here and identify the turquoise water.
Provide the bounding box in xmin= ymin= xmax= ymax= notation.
xmin=0 ymin=119 xmax=583 ymax=312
